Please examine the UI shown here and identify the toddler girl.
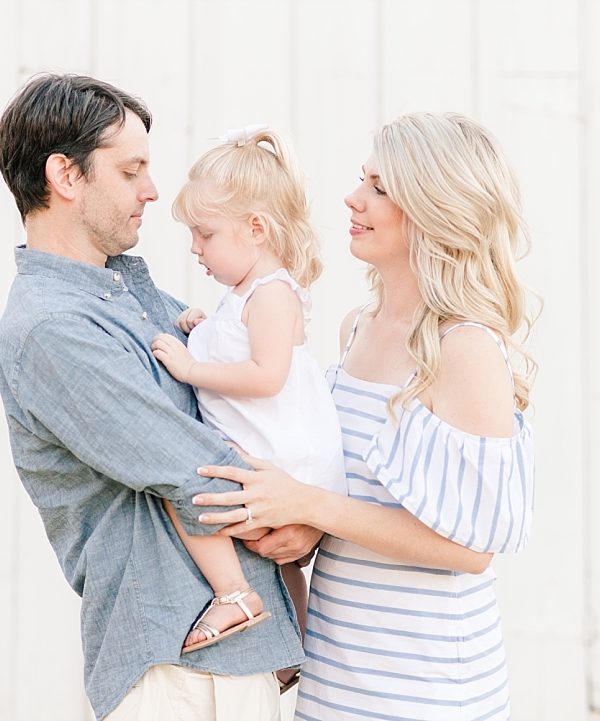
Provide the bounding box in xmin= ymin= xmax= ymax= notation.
xmin=151 ymin=126 xmax=345 ymax=669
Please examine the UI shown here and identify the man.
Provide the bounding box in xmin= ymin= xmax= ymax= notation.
xmin=0 ymin=74 xmax=306 ymax=721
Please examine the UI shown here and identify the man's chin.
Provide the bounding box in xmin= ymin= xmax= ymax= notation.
xmin=120 ymin=234 xmax=140 ymax=254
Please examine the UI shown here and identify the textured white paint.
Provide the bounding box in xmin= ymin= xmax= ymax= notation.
xmin=0 ymin=1 xmax=597 ymax=719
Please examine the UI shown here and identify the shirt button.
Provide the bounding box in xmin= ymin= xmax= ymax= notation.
xmin=103 ymin=292 xmax=112 ymax=300
xmin=113 ymin=271 xmax=121 ymax=282
xmin=141 ymin=311 xmax=148 ymax=320
xmin=123 ymin=286 xmax=129 ymax=292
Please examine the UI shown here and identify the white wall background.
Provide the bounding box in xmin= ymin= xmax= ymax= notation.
xmin=0 ymin=1 xmax=598 ymax=720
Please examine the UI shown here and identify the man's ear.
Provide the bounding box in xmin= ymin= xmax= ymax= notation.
xmin=45 ymin=154 xmax=83 ymax=201
xmin=249 ymin=213 xmax=269 ymax=244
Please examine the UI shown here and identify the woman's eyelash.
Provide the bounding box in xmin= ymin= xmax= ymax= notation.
xmin=359 ymin=175 xmax=386 ymax=195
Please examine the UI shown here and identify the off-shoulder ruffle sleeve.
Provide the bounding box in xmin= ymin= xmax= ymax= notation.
xmin=364 ymin=402 xmax=534 ymax=553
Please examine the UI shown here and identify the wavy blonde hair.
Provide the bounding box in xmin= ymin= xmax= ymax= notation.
xmin=172 ymin=129 xmax=322 ymax=288
xmin=369 ymin=113 xmax=538 ymax=411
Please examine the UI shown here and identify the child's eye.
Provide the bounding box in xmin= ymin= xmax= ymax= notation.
xmin=358 ymin=175 xmax=365 ymax=182
xmin=125 ymin=172 xmax=138 ymax=179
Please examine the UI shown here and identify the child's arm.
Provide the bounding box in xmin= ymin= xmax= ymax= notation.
xmin=152 ymin=281 xmax=302 ymax=398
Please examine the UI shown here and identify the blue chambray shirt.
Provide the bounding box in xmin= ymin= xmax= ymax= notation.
xmin=0 ymin=247 xmax=303 ymax=720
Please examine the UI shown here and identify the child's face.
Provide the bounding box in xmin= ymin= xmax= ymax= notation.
xmin=189 ymin=213 xmax=258 ymax=287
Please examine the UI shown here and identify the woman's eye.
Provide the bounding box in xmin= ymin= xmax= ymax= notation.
xmin=374 ymin=185 xmax=387 ymax=196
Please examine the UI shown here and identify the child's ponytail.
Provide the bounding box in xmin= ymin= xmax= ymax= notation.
xmin=174 ymin=127 xmax=322 ymax=288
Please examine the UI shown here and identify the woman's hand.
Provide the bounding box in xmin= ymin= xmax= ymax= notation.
xmin=193 ymin=453 xmax=314 ymax=533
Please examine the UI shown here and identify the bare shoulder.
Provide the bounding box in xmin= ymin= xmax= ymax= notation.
xmin=432 ymin=324 xmax=515 ymax=437
xmin=242 ymin=280 xmax=304 ymax=338
xmin=338 ymin=306 xmax=364 ymax=353
xmin=246 ymin=279 xmax=302 ymax=313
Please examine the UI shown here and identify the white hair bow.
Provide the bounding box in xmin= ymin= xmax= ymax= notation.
xmin=217 ymin=124 xmax=269 ymax=147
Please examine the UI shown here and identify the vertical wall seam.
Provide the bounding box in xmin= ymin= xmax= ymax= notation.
xmin=10 ymin=9 xmax=24 ymax=720
xmin=184 ymin=0 xmax=196 ymax=302
xmin=375 ymin=0 xmax=383 ymax=127
xmin=89 ymin=0 xmax=97 ymax=74
xmin=578 ymin=0 xmax=596 ymax=715
xmin=470 ymin=0 xmax=480 ymax=117
xmin=290 ymin=0 xmax=298 ymax=140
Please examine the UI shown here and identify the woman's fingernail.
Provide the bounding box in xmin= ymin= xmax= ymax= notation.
xmin=197 ymin=467 xmax=207 ymax=475
xmin=198 ymin=514 xmax=206 ymax=523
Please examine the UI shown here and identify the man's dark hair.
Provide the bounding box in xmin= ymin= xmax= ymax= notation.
xmin=0 ymin=73 xmax=152 ymax=222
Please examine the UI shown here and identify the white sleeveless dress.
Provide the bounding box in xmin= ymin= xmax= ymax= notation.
xmin=186 ymin=268 xmax=346 ymax=494
xmin=295 ymin=317 xmax=534 ymax=721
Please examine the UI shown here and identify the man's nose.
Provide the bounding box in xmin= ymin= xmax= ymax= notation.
xmin=141 ymin=176 xmax=159 ymax=203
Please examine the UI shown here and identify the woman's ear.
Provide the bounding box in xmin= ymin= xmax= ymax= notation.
xmin=249 ymin=213 xmax=269 ymax=244
xmin=45 ymin=154 xmax=82 ymax=202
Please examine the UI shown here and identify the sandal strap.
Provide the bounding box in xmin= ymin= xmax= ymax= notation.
xmin=191 ymin=619 xmax=220 ymax=639
xmin=213 ymin=587 xmax=255 ymax=621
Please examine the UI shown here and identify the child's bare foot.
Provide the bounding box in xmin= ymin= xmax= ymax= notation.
xmin=184 ymin=587 xmax=266 ymax=649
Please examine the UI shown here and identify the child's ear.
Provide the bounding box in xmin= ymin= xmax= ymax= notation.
xmin=249 ymin=213 xmax=268 ymax=244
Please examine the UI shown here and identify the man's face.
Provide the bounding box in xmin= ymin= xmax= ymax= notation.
xmin=76 ymin=111 xmax=158 ymax=260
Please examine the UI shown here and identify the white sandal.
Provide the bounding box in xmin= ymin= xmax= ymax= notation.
xmin=182 ymin=587 xmax=271 ymax=653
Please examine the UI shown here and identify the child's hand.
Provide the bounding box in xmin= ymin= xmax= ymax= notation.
xmin=176 ymin=308 xmax=207 ymax=335
xmin=151 ymin=333 xmax=196 ymax=383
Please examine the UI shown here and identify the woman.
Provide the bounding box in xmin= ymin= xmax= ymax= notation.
xmin=193 ymin=113 xmax=536 ymax=721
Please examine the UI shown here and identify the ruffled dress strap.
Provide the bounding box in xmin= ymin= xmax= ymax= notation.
xmin=238 ymin=268 xmax=311 ymax=331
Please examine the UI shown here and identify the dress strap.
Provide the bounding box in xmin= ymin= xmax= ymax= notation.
xmin=339 ymin=302 xmax=372 ymax=367
xmin=440 ymin=321 xmax=515 ymax=390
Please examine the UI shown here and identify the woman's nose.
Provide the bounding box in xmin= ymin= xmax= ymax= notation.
xmin=344 ymin=187 xmax=364 ymax=211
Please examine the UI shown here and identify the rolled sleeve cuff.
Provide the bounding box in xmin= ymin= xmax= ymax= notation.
xmin=169 ymin=447 xmax=247 ymax=536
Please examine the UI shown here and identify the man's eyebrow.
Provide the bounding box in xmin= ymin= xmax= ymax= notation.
xmin=120 ymin=156 xmax=148 ymax=166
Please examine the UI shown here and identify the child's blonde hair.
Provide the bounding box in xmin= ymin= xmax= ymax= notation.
xmin=173 ymin=129 xmax=322 ymax=288
xmin=369 ymin=112 xmax=538 ymax=411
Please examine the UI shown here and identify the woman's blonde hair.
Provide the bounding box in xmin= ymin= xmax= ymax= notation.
xmin=172 ymin=129 xmax=322 ymax=287
xmin=370 ymin=112 xmax=538 ymax=411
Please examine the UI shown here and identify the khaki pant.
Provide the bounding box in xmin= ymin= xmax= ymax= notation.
xmin=104 ymin=664 xmax=280 ymax=721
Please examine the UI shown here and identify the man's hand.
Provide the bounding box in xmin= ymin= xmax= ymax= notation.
xmin=176 ymin=307 xmax=207 ymax=335
xmin=151 ymin=334 xmax=196 ymax=383
xmin=243 ymin=524 xmax=323 ymax=565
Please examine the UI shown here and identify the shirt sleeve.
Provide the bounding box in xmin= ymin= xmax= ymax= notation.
xmin=14 ymin=314 xmax=243 ymax=536
xmin=364 ymin=403 xmax=535 ymax=554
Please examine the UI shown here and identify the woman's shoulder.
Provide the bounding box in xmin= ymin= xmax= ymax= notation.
xmin=432 ymin=321 xmax=515 ymax=437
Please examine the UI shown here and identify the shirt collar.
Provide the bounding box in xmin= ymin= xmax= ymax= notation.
xmin=14 ymin=245 xmax=150 ymax=299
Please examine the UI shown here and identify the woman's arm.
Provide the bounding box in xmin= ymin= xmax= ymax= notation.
xmin=192 ymin=457 xmax=492 ymax=575
xmin=151 ymin=282 xmax=301 ymax=397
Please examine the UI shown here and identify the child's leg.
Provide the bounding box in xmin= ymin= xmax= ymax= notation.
xmin=163 ymin=500 xmax=265 ymax=647
xmin=277 ymin=561 xmax=308 ymax=688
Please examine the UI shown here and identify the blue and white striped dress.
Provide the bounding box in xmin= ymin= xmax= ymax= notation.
xmin=295 ymin=321 xmax=534 ymax=721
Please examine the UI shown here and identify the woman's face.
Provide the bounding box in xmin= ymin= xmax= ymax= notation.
xmin=344 ymin=155 xmax=408 ymax=270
